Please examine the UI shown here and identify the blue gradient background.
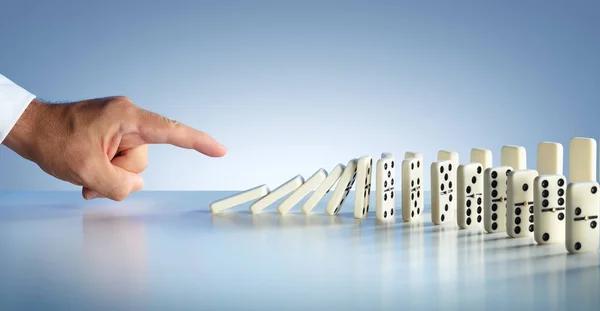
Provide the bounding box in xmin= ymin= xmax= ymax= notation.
xmin=1 ymin=0 xmax=600 ymax=191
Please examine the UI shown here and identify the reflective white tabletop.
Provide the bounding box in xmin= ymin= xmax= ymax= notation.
xmin=0 ymin=191 xmax=598 ymax=311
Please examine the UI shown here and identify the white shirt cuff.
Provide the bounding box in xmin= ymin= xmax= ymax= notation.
xmin=0 ymin=74 xmax=36 ymax=143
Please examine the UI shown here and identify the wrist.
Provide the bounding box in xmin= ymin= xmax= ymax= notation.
xmin=2 ymin=98 xmax=48 ymax=160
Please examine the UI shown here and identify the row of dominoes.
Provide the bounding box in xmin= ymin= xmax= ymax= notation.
xmin=209 ymin=137 xmax=599 ymax=254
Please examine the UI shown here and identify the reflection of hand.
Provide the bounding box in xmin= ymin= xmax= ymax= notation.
xmin=3 ymin=96 xmax=227 ymax=201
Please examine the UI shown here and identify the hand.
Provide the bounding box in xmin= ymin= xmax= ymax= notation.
xmin=2 ymin=96 xmax=227 ymax=201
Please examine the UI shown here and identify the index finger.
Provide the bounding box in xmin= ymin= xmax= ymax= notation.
xmin=135 ymin=108 xmax=227 ymax=157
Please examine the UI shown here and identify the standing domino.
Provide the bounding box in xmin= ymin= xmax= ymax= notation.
xmin=376 ymin=155 xmax=396 ymax=221
xmin=438 ymin=150 xmax=459 ymax=166
xmin=431 ymin=160 xmax=456 ymax=225
xmin=506 ymin=169 xmax=538 ymax=238
xmin=210 ymin=185 xmax=270 ymax=213
xmin=483 ymin=166 xmax=512 ymax=233
xmin=537 ymin=142 xmax=563 ymax=175
xmin=457 ymin=163 xmax=484 ymax=229
xmin=250 ymin=175 xmax=305 ymax=214
xmin=471 ymin=148 xmax=493 ymax=170
xmin=405 ymin=151 xmax=423 ymax=161
xmin=533 ymin=174 xmax=566 ymax=244
xmin=302 ymin=164 xmax=344 ymax=214
xmin=569 ymin=137 xmax=597 ymax=182
xmin=501 ymin=145 xmax=527 ymax=170
xmin=354 ymin=156 xmax=373 ymax=219
xmin=278 ymin=169 xmax=327 ymax=214
xmin=566 ymin=181 xmax=600 ymax=254
xmin=325 ymin=159 xmax=358 ymax=215
xmin=402 ymin=157 xmax=424 ymax=222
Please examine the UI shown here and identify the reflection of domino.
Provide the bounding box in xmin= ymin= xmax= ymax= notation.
xmin=302 ymin=164 xmax=345 ymax=214
xmin=250 ymin=175 xmax=304 ymax=214
xmin=278 ymin=169 xmax=327 ymax=214
xmin=209 ymin=185 xmax=270 ymax=214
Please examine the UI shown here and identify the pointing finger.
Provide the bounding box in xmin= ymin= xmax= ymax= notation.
xmin=136 ymin=108 xmax=227 ymax=157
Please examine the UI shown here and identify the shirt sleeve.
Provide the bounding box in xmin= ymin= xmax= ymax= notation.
xmin=0 ymin=73 xmax=36 ymax=143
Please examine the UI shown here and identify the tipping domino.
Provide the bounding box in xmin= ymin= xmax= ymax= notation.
xmin=210 ymin=185 xmax=270 ymax=214
xmin=278 ymin=169 xmax=327 ymax=214
xmin=566 ymin=181 xmax=600 ymax=253
xmin=457 ymin=163 xmax=484 ymax=229
xmin=354 ymin=156 xmax=373 ymax=219
xmin=405 ymin=151 xmax=423 ymax=161
xmin=325 ymin=159 xmax=358 ymax=215
xmin=537 ymin=142 xmax=563 ymax=175
xmin=376 ymin=154 xmax=396 ymax=221
xmin=431 ymin=160 xmax=456 ymax=225
xmin=402 ymin=156 xmax=424 ymax=222
xmin=302 ymin=164 xmax=344 ymax=214
xmin=471 ymin=148 xmax=493 ymax=170
xmin=501 ymin=145 xmax=527 ymax=170
xmin=483 ymin=166 xmax=512 ymax=233
xmin=382 ymin=152 xmax=393 ymax=159
xmin=506 ymin=169 xmax=538 ymax=238
xmin=569 ymin=137 xmax=597 ymax=183
xmin=250 ymin=175 xmax=304 ymax=214
xmin=533 ymin=174 xmax=566 ymax=244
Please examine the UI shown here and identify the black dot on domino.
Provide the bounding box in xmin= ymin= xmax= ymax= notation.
xmin=592 ymin=186 xmax=598 ymax=194
xmin=477 ymin=197 xmax=482 ymax=205
xmin=557 ymin=178 xmax=564 ymax=186
xmin=529 ymin=224 xmax=534 ymax=232
xmin=384 ymin=163 xmax=388 ymax=170
xmin=445 ymin=204 xmax=449 ymax=212
xmin=515 ymin=217 xmax=521 ymax=225
xmin=575 ymin=207 xmax=581 ymax=216
xmin=492 ymin=222 xmax=498 ymax=230
xmin=467 ymin=200 xmax=472 ymax=208
xmin=411 ymin=210 xmax=414 ymax=218
xmin=542 ymin=180 xmax=549 ymax=188
xmin=477 ymin=206 xmax=482 ymax=214
xmin=466 ymin=218 xmax=472 ymax=225
xmin=542 ymin=190 xmax=549 ymax=198
xmin=449 ymin=194 xmax=453 ymax=202
xmin=440 ymin=166 xmax=444 ymax=174
xmin=390 ymin=208 xmax=394 ymax=216
xmin=441 ymin=184 xmax=445 ymax=191
xmin=411 ymin=163 xmax=414 ymax=170
xmin=466 ymin=208 xmax=472 ymax=216
xmin=414 ymin=200 xmax=417 ymax=208
xmin=558 ymin=212 xmax=565 ymax=220
xmin=391 ymin=192 xmax=394 ymax=198
xmin=558 ymin=198 xmax=564 ymax=206
xmin=591 ymin=221 xmax=597 ymax=229
xmin=492 ymin=190 xmax=498 ymax=198
xmin=515 ymin=226 xmax=521 ymax=234
xmin=391 ymin=161 xmax=394 ymax=168
xmin=515 ymin=207 xmax=521 ymax=215
xmin=444 ymin=174 xmax=449 ymax=181
xmin=362 ymin=207 xmax=366 ymax=215
xmin=466 ymin=186 xmax=472 ymax=194
xmin=558 ymin=188 xmax=564 ymax=196
xmin=477 ymin=215 xmax=482 ymax=223
xmin=491 ymin=213 xmax=497 ymax=221
xmin=529 ymin=206 xmax=533 ymax=214
xmin=543 ymin=233 xmax=550 ymax=241
xmin=491 ymin=171 xmax=498 ymax=179
xmin=542 ymin=200 xmax=549 ymax=207
xmin=522 ymin=183 xmax=529 ymax=191
xmin=441 ymin=214 xmax=445 ymax=222
xmin=449 ymin=181 xmax=453 ymax=188
xmin=575 ymin=242 xmax=582 ymax=250
xmin=384 ymin=211 xmax=387 ymax=218
xmin=477 ymin=166 xmax=482 ymax=174
xmin=492 ymin=204 xmax=497 ymax=212
xmin=471 ymin=176 xmax=477 ymax=184
xmin=417 ymin=208 xmax=420 ymax=214
xmin=529 ymin=215 xmax=534 ymax=223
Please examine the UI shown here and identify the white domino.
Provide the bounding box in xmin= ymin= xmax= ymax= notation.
xmin=533 ymin=174 xmax=566 ymax=244
xmin=325 ymin=159 xmax=358 ymax=215
xmin=376 ymin=154 xmax=396 ymax=221
xmin=569 ymin=137 xmax=597 ymax=182
xmin=501 ymin=145 xmax=527 ymax=170
xmin=438 ymin=150 xmax=459 ymax=166
xmin=402 ymin=157 xmax=424 ymax=222
xmin=566 ymin=181 xmax=600 ymax=254
xmin=537 ymin=142 xmax=563 ymax=175
xmin=506 ymin=169 xmax=538 ymax=238
xmin=471 ymin=148 xmax=493 ymax=170
xmin=250 ymin=175 xmax=304 ymax=214
xmin=457 ymin=163 xmax=484 ymax=229
xmin=278 ymin=169 xmax=327 ymax=214
xmin=431 ymin=160 xmax=456 ymax=225
xmin=381 ymin=152 xmax=393 ymax=159
xmin=210 ymin=185 xmax=270 ymax=214
xmin=405 ymin=151 xmax=423 ymax=160
xmin=354 ymin=156 xmax=373 ymax=219
xmin=302 ymin=164 xmax=344 ymax=214
xmin=483 ymin=166 xmax=512 ymax=233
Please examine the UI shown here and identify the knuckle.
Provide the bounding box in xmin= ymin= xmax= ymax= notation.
xmin=107 ymin=96 xmax=137 ymax=115
xmin=110 ymin=187 xmax=130 ymax=202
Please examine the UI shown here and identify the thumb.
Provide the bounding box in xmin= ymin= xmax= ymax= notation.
xmin=82 ymin=159 xmax=145 ymax=201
